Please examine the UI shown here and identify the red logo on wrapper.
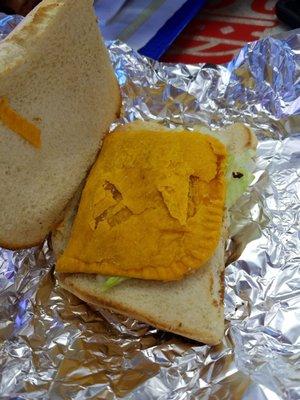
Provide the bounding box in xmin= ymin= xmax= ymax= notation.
xmin=162 ymin=0 xmax=281 ymax=64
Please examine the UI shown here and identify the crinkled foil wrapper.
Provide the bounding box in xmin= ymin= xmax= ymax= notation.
xmin=0 ymin=15 xmax=299 ymax=400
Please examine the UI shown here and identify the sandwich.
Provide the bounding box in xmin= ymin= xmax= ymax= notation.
xmin=0 ymin=0 xmax=120 ymax=248
xmin=53 ymin=121 xmax=257 ymax=345
xmin=0 ymin=0 xmax=257 ymax=345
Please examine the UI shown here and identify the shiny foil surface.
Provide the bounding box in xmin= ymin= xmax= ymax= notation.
xmin=0 ymin=15 xmax=299 ymax=400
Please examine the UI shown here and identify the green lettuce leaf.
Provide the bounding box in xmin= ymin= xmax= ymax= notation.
xmin=100 ymin=276 xmax=128 ymax=292
xmin=226 ymin=149 xmax=255 ymax=208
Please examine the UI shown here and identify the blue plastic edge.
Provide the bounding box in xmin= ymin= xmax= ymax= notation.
xmin=139 ymin=0 xmax=207 ymax=60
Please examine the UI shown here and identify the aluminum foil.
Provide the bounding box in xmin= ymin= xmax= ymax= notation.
xmin=0 ymin=15 xmax=299 ymax=400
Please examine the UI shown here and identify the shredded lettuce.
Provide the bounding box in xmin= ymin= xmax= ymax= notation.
xmin=198 ymin=126 xmax=255 ymax=207
xmin=226 ymin=149 xmax=255 ymax=208
xmin=100 ymin=276 xmax=128 ymax=292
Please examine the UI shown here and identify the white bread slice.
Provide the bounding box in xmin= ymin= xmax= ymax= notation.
xmin=53 ymin=122 xmax=257 ymax=345
xmin=0 ymin=0 xmax=121 ymax=248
